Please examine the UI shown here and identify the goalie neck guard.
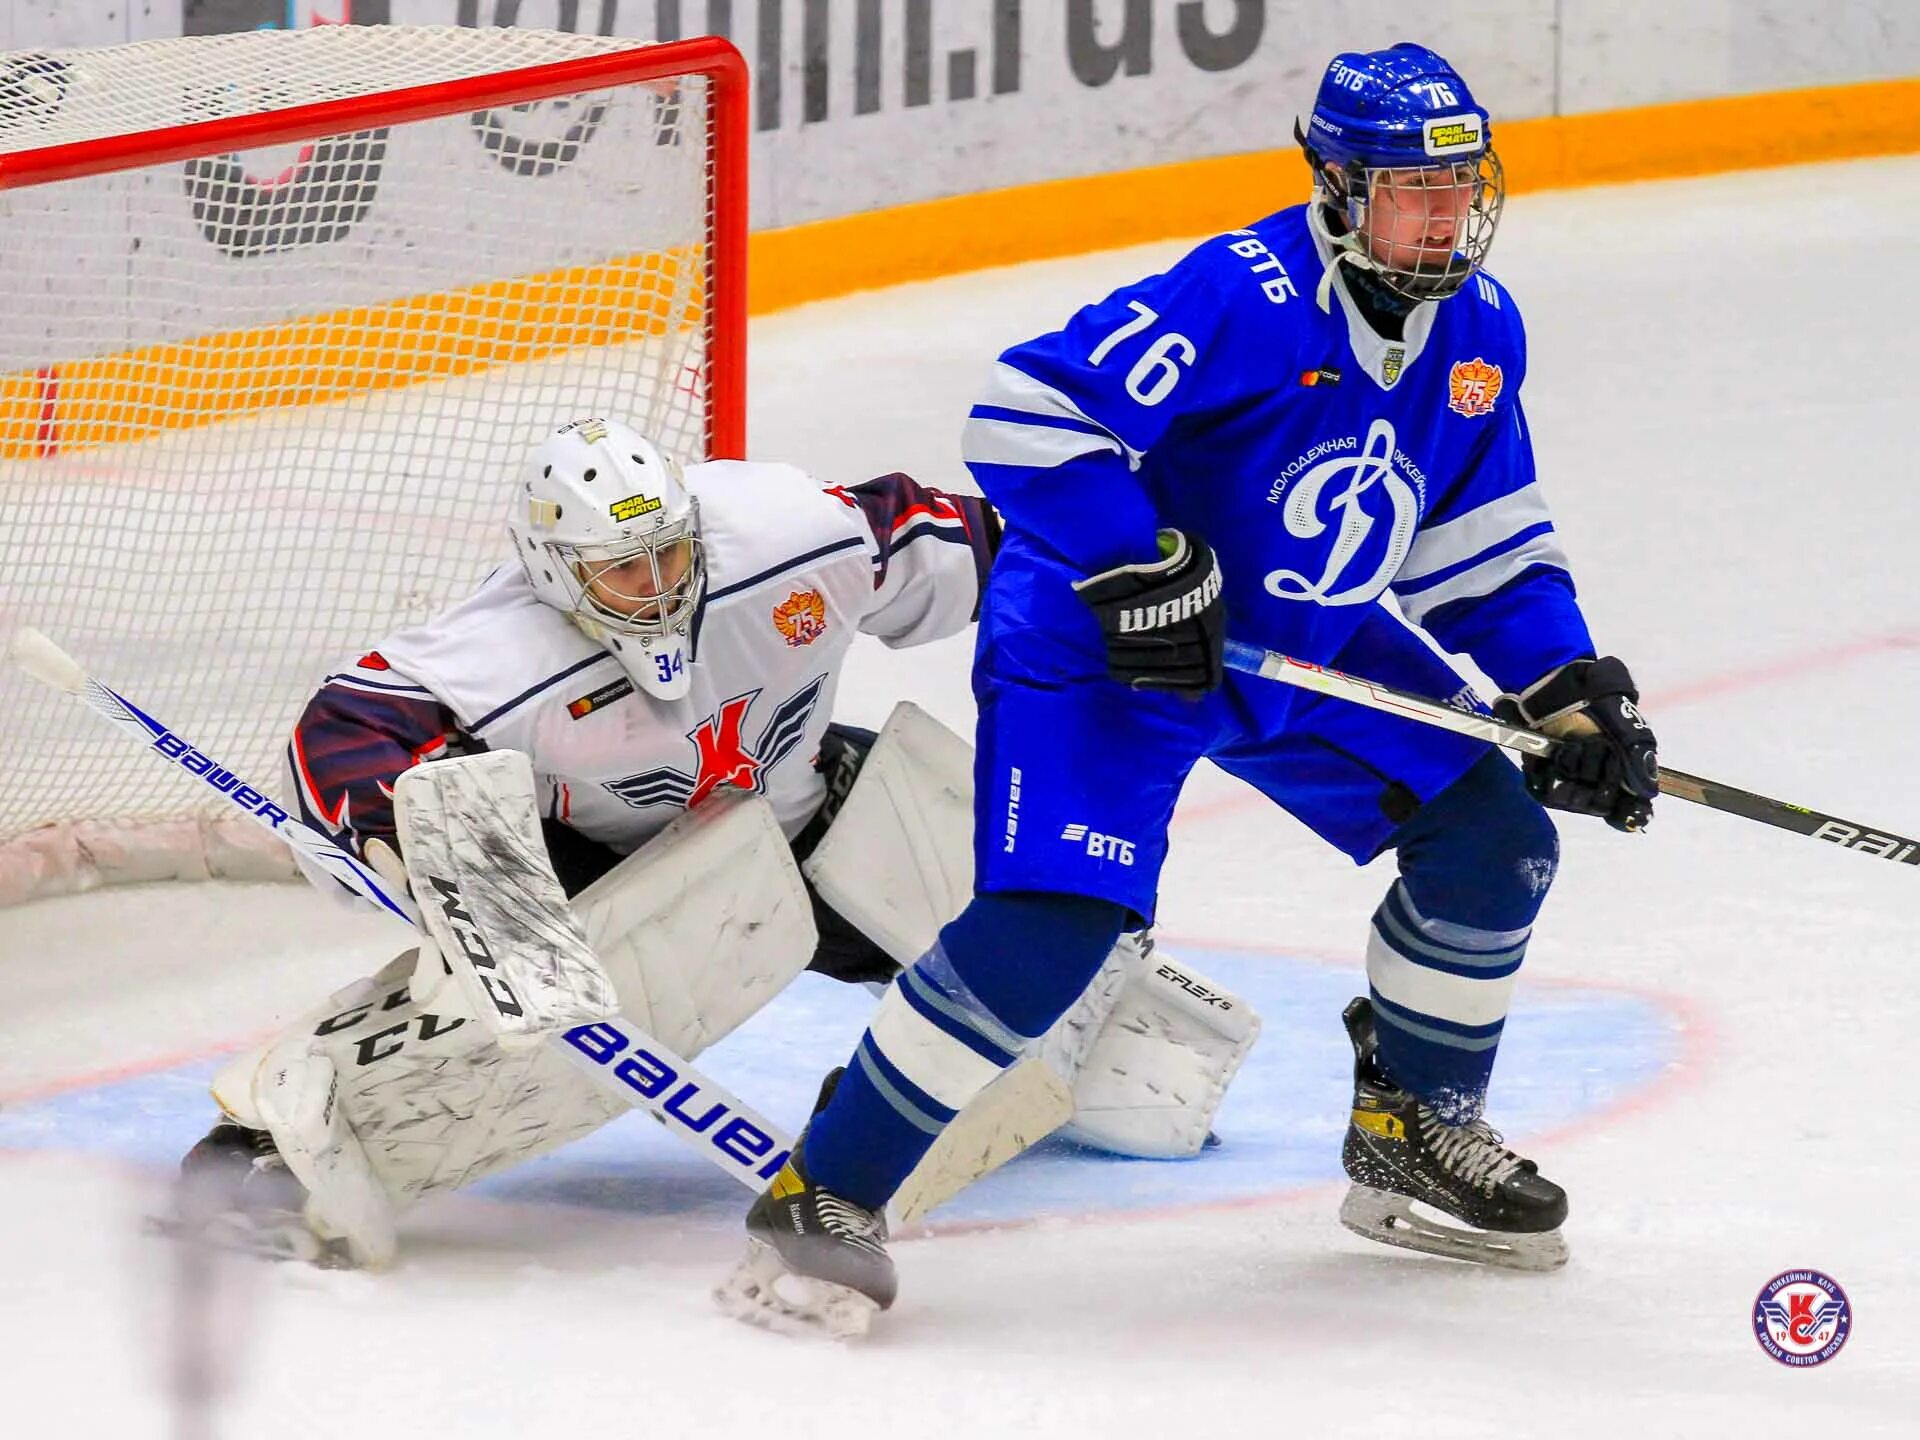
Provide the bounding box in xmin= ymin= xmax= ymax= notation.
xmin=1297 ymin=42 xmax=1504 ymax=305
xmin=509 ymin=417 xmax=706 ymax=700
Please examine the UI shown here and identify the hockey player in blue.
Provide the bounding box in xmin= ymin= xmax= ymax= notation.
xmin=721 ymin=44 xmax=1660 ymax=1335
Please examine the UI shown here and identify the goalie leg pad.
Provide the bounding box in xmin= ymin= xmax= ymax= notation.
xmin=570 ymin=790 xmax=817 ymax=1059
xmin=209 ymin=791 xmax=816 ymax=1263
xmin=394 ymin=750 xmax=618 ymax=1045
xmin=252 ymin=1036 xmax=399 ymax=1269
xmin=806 ymin=706 xmax=1262 ymax=1163
xmin=1047 ymin=935 xmax=1262 ymax=1159
xmin=799 ymin=702 xmax=973 ymax=968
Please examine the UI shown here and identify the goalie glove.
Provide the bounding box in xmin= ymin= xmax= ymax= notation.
xmin=1496 ymin=656 xmax=1659 ymax=833
xmin=1071 ymin=528 xmax=1226 ymax=697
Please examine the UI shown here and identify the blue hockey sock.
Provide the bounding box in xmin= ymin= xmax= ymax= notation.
xmin=803 ymin=890 xmax=1127 ymax=1209
xmin=1368 ymin=751 xmax=1559 ymax=1121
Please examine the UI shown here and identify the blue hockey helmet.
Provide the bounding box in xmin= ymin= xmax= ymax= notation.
xmin=1296 ymin=44 xmax=1505 ymax=302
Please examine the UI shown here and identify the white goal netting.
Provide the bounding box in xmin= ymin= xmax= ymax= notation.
xmin=0 ymin=26 xmax=743 ymax=903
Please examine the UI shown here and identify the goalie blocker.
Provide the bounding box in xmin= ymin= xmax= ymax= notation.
xmin=203 ymin=707 xmax=1257 ymax=1264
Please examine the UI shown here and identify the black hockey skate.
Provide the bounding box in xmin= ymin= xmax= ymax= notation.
xmin=714 ymin=1069 xmax=896 ymax=1340
xmin=164 ymin=1120 xmax=331 ymax=1265
xmin=1338 ymin=998 xmax=1569 ymax=1272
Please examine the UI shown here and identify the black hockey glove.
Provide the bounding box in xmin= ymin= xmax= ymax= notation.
xmin=1495 ymin=656 xmax=1659 ymax=832
xmin=1071 ymin=528 xmax=1226 ymax=698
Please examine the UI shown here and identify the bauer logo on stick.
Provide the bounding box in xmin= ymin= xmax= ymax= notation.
xmin=1753 ymin=1269 xmax=1851 ymax=1367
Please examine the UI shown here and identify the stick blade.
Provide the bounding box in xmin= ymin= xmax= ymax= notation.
xmin=889 ymin=1060 xmax=1073 ymax=1228
xmin=7 ymin=626 xmax=88 ymax=694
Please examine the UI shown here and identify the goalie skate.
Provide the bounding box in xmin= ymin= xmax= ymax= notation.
xmin=1337 ymin=998 xmax=1569 ymax=1273
xmin=162 ymin=1121 xmax=342 ymax=1266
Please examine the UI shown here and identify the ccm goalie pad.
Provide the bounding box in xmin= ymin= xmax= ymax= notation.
xmin=210 ymin=789 xmax=815 ymax=1265
xmin=393 ymin=749 xmax=617 ymax=1045
xmin=803 ymin=703 xmax=1262 ymax=1208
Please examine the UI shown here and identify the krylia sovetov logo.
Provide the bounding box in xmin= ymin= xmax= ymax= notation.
xmin=1752 ymin=1268 xmax=1851 ymax=1367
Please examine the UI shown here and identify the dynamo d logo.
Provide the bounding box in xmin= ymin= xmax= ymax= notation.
xmin=1753 ymin=1269 xmax=1851 ymax=1367
xmin=1263 ymin=418 xmax=1418 ymax=607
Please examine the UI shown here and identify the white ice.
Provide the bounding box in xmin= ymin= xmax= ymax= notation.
xmin=5 ymin=155 xmax=1919 ymax=1436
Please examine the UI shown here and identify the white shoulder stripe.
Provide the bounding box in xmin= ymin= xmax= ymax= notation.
xmin=1395 ymin=530 xmax=1570 ymax=624
xmin=1399 ymin=481 xmax=1553 ymax=583
xmin=962 ymin=414 xmax=1124 ymax=470
xmin=968 ymin=360 xmax=1143 ymax=470
xmin=978 ymin=358 xmax=1103 ymax=425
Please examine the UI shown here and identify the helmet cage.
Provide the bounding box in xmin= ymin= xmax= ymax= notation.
xmin=1303 ymin=126 xmax=1505 ymax=303
xmin=543 ymin=500 xmax=705 ymax=641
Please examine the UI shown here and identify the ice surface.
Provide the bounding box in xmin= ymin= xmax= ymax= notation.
xmin=4 ymin=155 xmax=1919 ymax=1436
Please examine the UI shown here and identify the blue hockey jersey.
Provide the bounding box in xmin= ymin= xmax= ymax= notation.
xmin=962 ymin=203 xmax=1593 ymax=698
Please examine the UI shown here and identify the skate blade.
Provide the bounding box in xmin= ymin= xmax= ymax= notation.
xmin=1339 ymin=1185 xmax=1568 ymax=1274
xmin=713 ymin=1240 xmax=879 ymax=1342
xmin=145 ymin=1211 xmax=347 ymax=1268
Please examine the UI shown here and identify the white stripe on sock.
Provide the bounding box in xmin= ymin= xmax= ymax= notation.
xmin=1366 ymin=926 xmax=1517 ymax=1030
xmin=868 ymin=982 xmax=1007 ymax=1112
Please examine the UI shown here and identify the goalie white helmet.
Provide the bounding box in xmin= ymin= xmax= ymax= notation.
xmin=509 ymin=417 xmax=705 ymax=700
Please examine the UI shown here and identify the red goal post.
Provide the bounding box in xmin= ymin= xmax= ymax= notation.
xmin=0 ymin=27 xmax=748 ymax=904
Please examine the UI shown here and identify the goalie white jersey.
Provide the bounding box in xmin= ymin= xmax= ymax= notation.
xmin=288 ymin=460 xmax=997 ymax=863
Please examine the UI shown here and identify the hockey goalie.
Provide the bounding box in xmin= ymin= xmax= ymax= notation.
xmin=179 ymin=417 xmax=1261 ymax=1267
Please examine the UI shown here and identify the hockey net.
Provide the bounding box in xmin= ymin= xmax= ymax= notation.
xmin=0 ymin=27 xmax=747 ymax=905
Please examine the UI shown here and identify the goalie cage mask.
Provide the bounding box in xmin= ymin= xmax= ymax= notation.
xmin=510 ymin=417 xmax=707 ymax=701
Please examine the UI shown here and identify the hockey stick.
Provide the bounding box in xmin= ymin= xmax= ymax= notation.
xmin=6 ymin=626 xmax=795 ymax=1190
xmin=1222 ymin=639 xmax=1920 ymax=866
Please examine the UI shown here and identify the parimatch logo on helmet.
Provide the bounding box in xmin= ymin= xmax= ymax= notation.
xmin=610 ymin=494 xmax=663 ymax=523
xmin=1423 ymin=114 xmax=1482 ymax=155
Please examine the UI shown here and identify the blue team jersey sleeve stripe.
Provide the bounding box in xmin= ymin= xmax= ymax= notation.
xmin=1394 ymin=520 xmax=1559 ymax=597
xmin=1395 ymin=531 xmax=1572 ymax=628
xmin=962 ymin=359 xmax=1142 ymax=470
xmin=966 ymin=403 xmax=1111 ymax=436
xmin=1398 ymin=480 xmax=1553 ymax=583
xmin=963 ymin=415 xmax=1126 ymax=470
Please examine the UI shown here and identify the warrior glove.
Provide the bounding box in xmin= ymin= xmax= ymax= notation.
xmin=1072 ymin=528 xmax=1226 ymax=698
xmin=1496 ymin=656 xmax=1659 ymax=832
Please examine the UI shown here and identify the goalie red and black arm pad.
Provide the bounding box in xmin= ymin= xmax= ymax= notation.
xmin=287 ymin=659 xmax=461 ymax=857
xmin=827 ymin=471 xmax=1003 ymax=643
xmin=1071 ymin=527 xmax=1226 ymax=696
xmin=826 ymin=471 xmax=1001 ymax=601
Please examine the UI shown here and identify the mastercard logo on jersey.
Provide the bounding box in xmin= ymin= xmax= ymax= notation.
xmin=772 ymin=589 xmax=828 ymax=647
xmin=1448 ymin=358 xmax=1503 ymax=418
xmin=568 ymin=677 xmax=635 ymax=719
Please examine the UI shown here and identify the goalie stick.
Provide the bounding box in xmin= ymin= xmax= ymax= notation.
xmin=6 ymin=626 xmax=797 ymax=1192
xmin=1222 ymin=639 xmax=1920 ymax=866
